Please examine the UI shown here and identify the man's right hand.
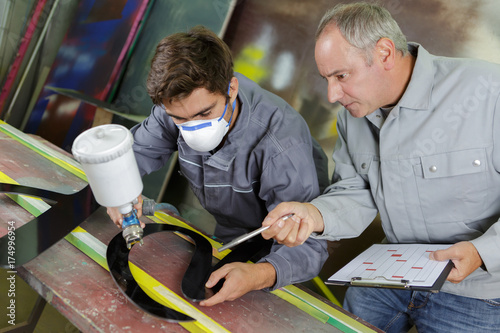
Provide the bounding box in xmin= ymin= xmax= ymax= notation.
xmin=261 ymin=202 xmax=325 ymax=247
xmin=106 ymin=195 xmax=145 ymax=228
xmin=107 ymin=206 xmax=124 ymax=228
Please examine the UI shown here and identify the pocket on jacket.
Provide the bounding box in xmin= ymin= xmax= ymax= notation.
xmin=414 ymin=148 xmax=487 ymax=223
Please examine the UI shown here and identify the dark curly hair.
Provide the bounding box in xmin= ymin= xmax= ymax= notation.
xmin=146 ymin=25 xmax=234 ymax=105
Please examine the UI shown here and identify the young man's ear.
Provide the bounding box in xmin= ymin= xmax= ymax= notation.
xmin=229 ymin=76 xmax=239 ymax=101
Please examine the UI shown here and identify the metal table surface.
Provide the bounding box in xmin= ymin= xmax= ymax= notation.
xmin=0 ymin=122 xmax=382 ymax=333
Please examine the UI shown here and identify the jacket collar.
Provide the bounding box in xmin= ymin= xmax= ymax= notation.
xmin=396 ymin=42 xmax=435 ymax=111
xmin=366 ymin=43 xmax=435 ymax=125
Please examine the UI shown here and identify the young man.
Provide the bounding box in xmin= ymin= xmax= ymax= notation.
xmin=263 ymin=3 xmax=500 ymax=332
xmin=108 ymin=26 xmax=330 ymax=306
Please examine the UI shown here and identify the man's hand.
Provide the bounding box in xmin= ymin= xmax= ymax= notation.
xmin=106 ymin=195 xmax=145 ymax=228
xmin=261 ymin=202 xmax=324 ymax=247
xmin=429 ymin=241 xmax=483 ymax=283
xmin=199 ymin=262 xmax=276 ymax=307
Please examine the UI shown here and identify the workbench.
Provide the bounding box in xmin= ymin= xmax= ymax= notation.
xmin=0 ymin=121 xmax=382 ymax=332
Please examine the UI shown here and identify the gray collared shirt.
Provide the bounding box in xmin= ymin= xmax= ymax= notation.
xmin=312 ymin=43 xmax=500 ymax=299
xmin=131 ymin=73 xmax=330 ymax=289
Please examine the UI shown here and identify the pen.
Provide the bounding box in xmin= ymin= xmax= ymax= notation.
xmin=217 ymin=213 xmax=295 ymax=252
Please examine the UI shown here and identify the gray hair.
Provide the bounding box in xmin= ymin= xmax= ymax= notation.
xmin=316 ymin=2 xmax=408 ymax=64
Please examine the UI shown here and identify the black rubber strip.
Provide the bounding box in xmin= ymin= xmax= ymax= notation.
xmin=105 ymin=224 xmax=272 ymax=322
xmin=106 ymin=224 xmax=213 ymax=322
xmin=210 ymin=237 xmax=273 ymax=294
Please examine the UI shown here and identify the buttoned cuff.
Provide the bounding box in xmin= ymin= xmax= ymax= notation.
xmin=309 ymin=200 xmax=341 ymax=241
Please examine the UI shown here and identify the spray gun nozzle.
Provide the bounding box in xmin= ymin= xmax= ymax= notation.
xmin=123 ymin=224 xmax=144 ymax=249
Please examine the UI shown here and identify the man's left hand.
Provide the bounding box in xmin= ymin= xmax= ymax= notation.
xmin=199 ymin=262 xmax=276 ymax=307
xmin=429 ymin=241 xmax=483 ymax=283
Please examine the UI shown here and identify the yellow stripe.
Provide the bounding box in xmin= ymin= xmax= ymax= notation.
xmin=275 ymin=285 xmax=377 ymax=332
xmin=0 ymin=170 xmax=50 ymax=216
xmin=329 ymin=117 xmax=338 ymax=137
xmin=130 ymin=264 xmax=230 ymax=333
xmin=0 ymin=120 xmax=87 ymax=181
xmin=312 ymin=276 xmax=342 ymax=307
xmin=271 ymin=288 xmax=329 ymax=323
xmin=150 ymin=212 xmax=227 ymax=260
xmin=72 ymin=226 xmax=88 ymax=234
xmin=0 ymin=171 xmax=18 ymax=185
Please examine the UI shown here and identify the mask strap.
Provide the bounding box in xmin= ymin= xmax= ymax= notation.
xmin=218 ymin=83 xmax=233 ymax=122
xmin=226 ymin=98 xmax=236 ymax=127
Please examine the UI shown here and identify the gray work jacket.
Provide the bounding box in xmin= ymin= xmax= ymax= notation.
xmin=312 ymin=43 xmax=500 ymax=299
xmin=132 ymin=73 xmax=330 ymax=289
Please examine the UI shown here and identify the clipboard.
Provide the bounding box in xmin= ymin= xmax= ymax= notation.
xmin=325 ymin=244 xmax=454 ymax=293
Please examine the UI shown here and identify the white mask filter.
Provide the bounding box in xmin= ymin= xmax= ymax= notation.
xmin=177 ymin=85 xmax=236 ymax=152
xmin=179 ymin=116 xmax=230 ymax=152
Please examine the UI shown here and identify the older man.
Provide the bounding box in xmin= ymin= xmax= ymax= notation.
xmin=263 ymin=3 xmax=500 ymax=332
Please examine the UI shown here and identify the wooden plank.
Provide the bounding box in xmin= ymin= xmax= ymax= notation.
xmin=18 ymin=208 xmax=340 ymax=332
xmin=0 ymin=131 xmax=86 ymax=192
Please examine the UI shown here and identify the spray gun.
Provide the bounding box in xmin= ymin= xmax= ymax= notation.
xmin=72 ymin=124 xmax=145 ymax=249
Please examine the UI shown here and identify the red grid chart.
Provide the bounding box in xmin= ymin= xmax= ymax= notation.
xmin=328 ymin=244 xmax=451 ymax=288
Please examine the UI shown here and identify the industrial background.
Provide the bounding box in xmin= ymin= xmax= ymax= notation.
xmin=1 ymin=0 xmax=499 ymax=331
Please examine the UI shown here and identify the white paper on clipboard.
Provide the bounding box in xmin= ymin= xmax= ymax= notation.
xmin=326 ymin=244 xmax=453 ymax=291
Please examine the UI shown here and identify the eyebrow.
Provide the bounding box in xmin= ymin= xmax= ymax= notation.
xmin=165 ymin=101 xmax=218 ymax=121
xmin=322 ymin=69 xmax=347 ymax=79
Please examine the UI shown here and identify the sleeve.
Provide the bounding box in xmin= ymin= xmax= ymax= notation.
xmin=311 ymin=111 xmax=378 ymax=241
xmin=261 ymin=238 xmax=329 ymax=290
xmin=256 ymin=120 xmax=329 ymax=289
xmin=311 ymin=137 xmax=331 ymax=193
xmin=470 ymin=92 xmax=500 ymax=274
xmin=131 ymin=105 xmax=178 ymax=177
xmin=259 ymin=141 xmax=321 ymax=210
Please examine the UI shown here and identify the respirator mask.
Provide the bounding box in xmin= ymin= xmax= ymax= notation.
xmin=177 ymin=84 xmax=236 ymax=152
